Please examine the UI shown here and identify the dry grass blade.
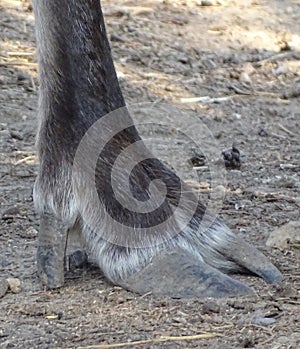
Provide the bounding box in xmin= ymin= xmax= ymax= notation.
xmin=7 ymin=51 xmax=34 ymax=57
xmin=278 ymin=124 xmax=295 ymax=137
xmin=77 ymin=333 xmax=221 ymax=349
xmin=0 ymin=61 xmax=37 ymax=67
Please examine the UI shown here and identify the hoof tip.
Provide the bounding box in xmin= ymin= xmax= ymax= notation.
xmin=122 ymin=250 xmax=254 ymax=298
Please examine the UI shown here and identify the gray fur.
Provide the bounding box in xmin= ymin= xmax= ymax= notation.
xmin=32 ymin=0 xmax=282 ymax=296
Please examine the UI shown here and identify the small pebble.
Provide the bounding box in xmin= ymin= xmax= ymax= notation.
xmin=239 ymin=72 xmax=252 ymax=83
xmin=198 ymin=0 xmax=223 ymax=6
xmin=2 ymin=206 xmax=20 ymax=216
xmin=1 ymin=207 xmax=20 ymax=221
xmin=17 ymin=73 xmax=28 ymax=82
xmin=241 ymin=62 xmax=255 ymax=75
xmin=177 ymin=55 xmax=189 ymax=64
xmin=19 ymin=227 xmax=38 ymax=239
xmin=247 ymin=310 xmax=277 ymax=326
xmin=252 ymin=315 xmax=276 ymax=326
xmin=266 ymin=221 xmax=300 ymax=249
xmin=258 ymin=127 xmax=268 ymax=137
xmin=273 ymin=66 xmax=287 ymax=76
xmin=7 ymin=278 xmax=21 ymax=293
xmin=202 ymin=301 xmax=220 ymax=314
xmin=10 ymin=129 xmax=24 ymax=140
xmin=110 ymin=33 xmax=125 ymax=42
xmin=283 ymin=80 xmax=300 ymax=98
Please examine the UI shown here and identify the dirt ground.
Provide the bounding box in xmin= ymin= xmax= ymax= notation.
xmin=1 ymin=0 xmax=300 ymax=348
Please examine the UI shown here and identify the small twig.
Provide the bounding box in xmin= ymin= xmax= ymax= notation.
xmin=265 ymin=193 xmax=298 ymax=203
xmin=0 ymin=61 xmax=37 ymax=67
xmin=278 ymin=123 xmax=295 ymax=137
xmin=253 ymin=91 xmax=282 ymax=98
xmin=30 ymin=76 xmax=37 ymax=92
xmin=253 ymin=51 xmax=298 ymax=67
xmin=14 ymin=155 xmax=37 ymax=165
xmin=7 ymin=51 xmax=34 ymax=57
xmin=259 ymin=334 xmax=277 ymax=346
xmin=77 ymin=333 xmax=221 ymax=349
xmin=229 ymin=84 xmax=252 ymax=95
xmin=270 ymin=132 xmax=288 ymax=140
xmin=139 ymin=291 xmax=152 ymax=299
xmin=180 ymin=89 xmax=281 ymax=104
xmin=192 ymin=166 xmax=209 ymax=170
xmin=13 ymin=150 xmax=36 ymax=154
xmin=180 ymin=96 xmax=233 ymax=104
xmin=229 ymin=84 xmax=282 ymax=98
xmin=280 ymin=163 xmax=300 ymax=170
xmin=285 ymin=300 xmax=300 ymax=305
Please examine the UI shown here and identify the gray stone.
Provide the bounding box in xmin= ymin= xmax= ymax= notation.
xmin=7 ymin=278 xmax=21 ymax=293
xmin=266 ymin=221 xmax=300 ymax=249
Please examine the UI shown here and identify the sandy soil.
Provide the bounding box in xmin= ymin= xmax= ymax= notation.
xmin=0 ymin=0 xmax=299 ymax=348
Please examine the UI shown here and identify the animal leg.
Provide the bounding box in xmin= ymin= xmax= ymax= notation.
xmin=37 ymin=212 xmax=69 ymax=289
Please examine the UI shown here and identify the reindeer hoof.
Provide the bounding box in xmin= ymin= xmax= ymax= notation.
xmin=122 ymin=250 xmax=253 ymax=298
xmin=252 ymin=266 xmax=283 ymax=284
xmin=37 ymin=245 xmax=65 ymax=289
